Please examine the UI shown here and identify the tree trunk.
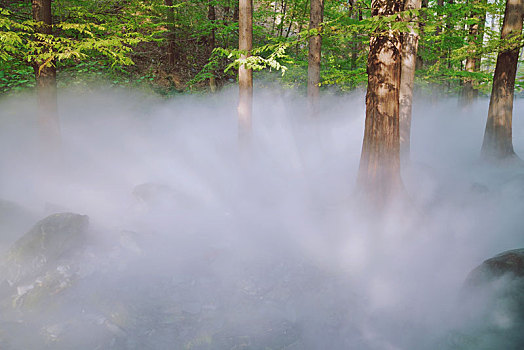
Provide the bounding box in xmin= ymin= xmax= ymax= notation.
xmin=461 ymin=0 xmax=487 ymax=106
xmin=238 ymin=0 xmax=253 ymax=143
xmin=307 ymin=0 xmax=323 ymax=110
xmin=32 ymin=0 xmax=61 ymax=156
xmin=208 ymin=0 xmax=217 ymax=92
xmin=165 ymin=0 xmax=176 ymax=67
xmin=399 ymin=0 xmax=422 ymax=161
xmin=481 ymin=0 xmax=524 ymax=160
xmin=357 ymin=0 xmax=404 ymax=203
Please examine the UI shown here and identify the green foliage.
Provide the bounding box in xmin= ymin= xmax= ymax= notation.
xmin=0 ymin=0 xmax=523 ymax=95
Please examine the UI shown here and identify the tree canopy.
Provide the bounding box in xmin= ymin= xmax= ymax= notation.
xmin=0 ymin=0 xmax=522 ymax=95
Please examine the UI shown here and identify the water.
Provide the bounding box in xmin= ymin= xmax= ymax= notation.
xmin=0 ymin=87 xmax=523 ymax=349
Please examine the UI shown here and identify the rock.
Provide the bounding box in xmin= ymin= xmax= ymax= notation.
xmin=458 ymin=249 xmax=524 ymax=349
xmin=0 ymin=213 xmax=89 ymax=289
xmin=132 ymin=182 xmax=180 ymax=204
xmin=466 ymin=249 xmax=524 ymax=285
xmin=132 ymin=182 xmax=198 ymax=211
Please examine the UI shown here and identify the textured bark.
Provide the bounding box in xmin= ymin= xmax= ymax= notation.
xmin=208 ymin=1 xmax=217 ymax=92
xmin=481 ymin=0 xmax=524 ymax=160
xmin=358 ymin=0 xmax=404 ymax=203
xmin=399 ymin=0 xmax=422 ymax=161
xmin=307 ymin=0 xmax=324 ymax=109
xmin=238 ymin=0 xmax=253 ymax=142
xmin=165 ymin=0 xmax=177 ymax=66
xmin=461 ymin=0 xmax=487 ymax=105
xmin=32 ymin=0 xmax=61 ymax=155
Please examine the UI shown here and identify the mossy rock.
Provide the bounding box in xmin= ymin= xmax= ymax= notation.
xmin=0 ymin=213 xmax=89 ymax=287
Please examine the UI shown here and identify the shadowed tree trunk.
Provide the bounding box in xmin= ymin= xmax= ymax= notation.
xmin=461 ymin=0 xmax=487 ymax=106
xmin=307 ymin=0 xmax=324 ymax=111
xmin=238 ymin=0 xmax=253 ymax=143
xmin=358 ymin=0 xmax=404 ymax=203
xmin=399 ymin=0 xmax=422 ymax=161
xmin=208 ymin=0 xmax=217 ymax=92
xmin=165 ymin=0 xmax=177 ymax=67
xmin=32 ymin=0 xmax=61 ymax=156
xmin=481 ymin=0 xmax=524 ymax=160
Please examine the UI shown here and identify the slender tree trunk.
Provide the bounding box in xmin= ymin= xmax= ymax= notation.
xmin=399 ymin=0 xmax=422 ymax=161
xmin=32 ymin=0 xmax=60 ymax=156
xmin=481 ymin=0 xmax=524 ymax=160
xmin=358 ymin=0 xmax=404 ymax=203
xmin=307 ymin=0 xmax=324 ymax=110
xmin=238 ymin=0 xmax=253 ymax=143
xmin=461 ymin=0 xmax=487 ymax=106
xmin=233 ymin=3 xmax=239 ymax=22
xmin=294 ymin=0 xmax=310 ymax=55
xmin=208 ymin=0 xmax=217 ymax=92
xmin=349 ymin=0 xmax=359 ymax=70
xmin=279 ymin=0 xmax=288 ymax=37
xmin=165 ymin=0 xmax=177 ymax=67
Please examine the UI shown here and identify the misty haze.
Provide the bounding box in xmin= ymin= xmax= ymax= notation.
xmin=0 ymin=88 xmax=523 ymax=349
xmin=3 ymin=0 xmax=524 ymax=348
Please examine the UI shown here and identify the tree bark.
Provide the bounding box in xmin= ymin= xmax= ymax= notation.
xmin=238 ymin=0 xmax=253 ymax=143
xmin=208 ymin=0 xmax=217 ymax=92
xmin=481 ymin=0 xmax=524 ymax=160
xmin=358 ymin=0 xmax=404 ymax=203
xmin=399 ymin=0 xmax=422 ymax=161
xmin=32 ymin=0 xmax=61 ymax=156
xmin=165 ymin=0 xmax=177 ymax=67
xmin=307 ymin=0 xmax=323 ymax=110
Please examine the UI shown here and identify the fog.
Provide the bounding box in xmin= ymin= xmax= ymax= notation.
xmin=0 ymin=87 xmax=523 ymax=349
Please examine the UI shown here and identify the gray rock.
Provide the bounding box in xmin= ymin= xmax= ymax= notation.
xmin=466 ymin=249 xmax=524 ymax=285
xmin=0 ymin=213 xmax=89 ymax=290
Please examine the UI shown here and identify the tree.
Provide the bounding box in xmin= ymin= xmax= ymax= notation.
xmin=307 ymin=0 xmax=324 ymax=108
xmin=238 ymin=0 xmax=253 ymax=142
xmin=165 ymin=0 xmax=177 ymax=67
xmin=357 ymin=0 xmax=404 ymax=203
xmin=460 ymin=0 xmax=487 ymax=106
xmin=399 ymin=0 xmax=422 ymax=161
xmin=481 ymin=0 xmax=524 ymax=160
xmin=208 ymin=0 xmax=217 ymax=92
xmin=31 ymin=0 xmax=61 ymax=155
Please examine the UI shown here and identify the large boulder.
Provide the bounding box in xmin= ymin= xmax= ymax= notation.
xmin=467 ymin=249 xmax=524 ymax=285
xmin=0 ymin=213 xmax=89 ymax=308
xmin=454 ymin=249 xmax=524 ymax=349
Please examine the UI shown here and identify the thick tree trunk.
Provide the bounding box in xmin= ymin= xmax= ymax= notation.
xmin=238 ymin=0 xmax=253 ymax=143
xmin=481 ymin=0 xmax=524 ymax=160
xmin=399 ymin=0 xmax=422 ymax=161
xmin=358 ymin=0 xmax=404 ymax=203
xmin=307 ymin=0 xmax=323 ymax=110
xmin=208 ymin=1 xmax=217 ymax=92
xmin=461 ymin=0 xmax=487 ymax=106
xmin=32 ymin=0 xmax=60 ymax=155
xmin=165 ymin=0 xmax=177 ymax=67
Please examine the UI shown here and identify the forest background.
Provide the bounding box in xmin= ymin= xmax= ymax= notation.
xmin=0 ymin=0 xmax=519 ymax=98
